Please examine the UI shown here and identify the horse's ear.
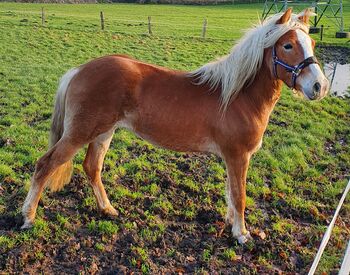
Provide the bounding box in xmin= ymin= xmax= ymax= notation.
xmin=298 ymin=8 xmax=315 ymax=24
xmin=276 ymin=8 xmax=292 ymax=24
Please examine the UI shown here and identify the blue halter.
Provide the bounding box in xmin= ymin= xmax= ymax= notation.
xmin=272 ymin=46 xmax=319 ymax=88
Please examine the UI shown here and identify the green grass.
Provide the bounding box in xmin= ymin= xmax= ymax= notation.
xmin=222 ymin=248 xmax=237 ymax=261
xmin=0 ymin=2 xmax=349 ymax=274
xmin=88 ymin=220 xmax=119 ymax=236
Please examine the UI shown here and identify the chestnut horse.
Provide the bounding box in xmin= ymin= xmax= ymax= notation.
xmin=22 ymin=8 xmax=329 ymax=244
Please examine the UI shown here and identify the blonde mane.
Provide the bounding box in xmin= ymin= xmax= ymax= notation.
xmin=189 ymin=12 xmax=309 ymax=110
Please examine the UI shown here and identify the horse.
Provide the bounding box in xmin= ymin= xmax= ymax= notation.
xmin=21 ymin=8 xmax=329 ymax=244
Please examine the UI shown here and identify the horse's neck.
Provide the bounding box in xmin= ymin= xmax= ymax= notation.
xmin=250 ymin=65 xmax=282 ymax=112
xmin=228 ymin=62 xmax=283 ymax=124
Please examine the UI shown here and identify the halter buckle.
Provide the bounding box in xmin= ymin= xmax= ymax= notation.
xmin=293 ymin=67 xmax=302 ymax=76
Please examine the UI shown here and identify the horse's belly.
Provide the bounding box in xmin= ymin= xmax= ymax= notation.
xmin=115 ymin=112 xmax=218 ymax=154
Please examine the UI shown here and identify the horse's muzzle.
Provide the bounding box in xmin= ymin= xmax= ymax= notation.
xmin=304 ymin=78 xmax=329 ymax=100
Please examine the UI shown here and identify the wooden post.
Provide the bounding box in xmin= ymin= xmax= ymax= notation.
xmin=148 ymin=16 xmax=152 ymax=35
xmin=100 ymin=11 xmax=104 ymax=30
xmin=320 ymin=25 xmax=324 ymax=41
xmin=201 ymin=18 xmax=207 ymax=39
xmin=41 ymin=7 xmax=45 ymax=26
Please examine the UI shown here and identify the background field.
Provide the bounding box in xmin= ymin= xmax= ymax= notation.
xmin=1 ymin=2 xmax=350 ymax=42
xmin=0 ymin=2 xmax=349 ymax=274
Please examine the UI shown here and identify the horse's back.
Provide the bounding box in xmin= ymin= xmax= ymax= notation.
xmin=62 ymin=54 xmax=223 ymax=151
xmin=66 ymin=54 xmax=203 ymax=113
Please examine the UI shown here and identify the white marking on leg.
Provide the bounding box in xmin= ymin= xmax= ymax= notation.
xmin=231 ymin=207 xmax=251 ymax=244
xmin=226 ymin=172 xmax=250 ymax=243
xmin=21 ymin=182 xmax=40 ymax=228
xmin=22 ymin=184 xmax=38 ymax=214
xmin=225 ymin=181 xmax=234 ymax=224
xmin=231 ymin=207 xmax=241 ymax=236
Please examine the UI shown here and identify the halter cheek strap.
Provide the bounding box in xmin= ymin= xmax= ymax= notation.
xmin=272 ymin=46 xmax=319 ymax=88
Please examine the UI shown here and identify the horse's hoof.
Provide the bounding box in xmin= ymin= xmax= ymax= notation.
xmin=20 ymin=220 xmax=34 ymax=230
xmin=102 ymin=205 xmax=118 ymax=217
xmin=236 ymin=231 xmax=252 ymax=244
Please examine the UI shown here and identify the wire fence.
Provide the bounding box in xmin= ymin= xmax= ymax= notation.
xmin=0 ymin=8 xmax=249 ymax=41
xmin=0 ymin=5 xmax=338 ymax=44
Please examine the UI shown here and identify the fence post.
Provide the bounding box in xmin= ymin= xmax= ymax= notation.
xmin=41 ymin=7 xmax=45 ymax=26
xmin=320 ymin=25 xmax=324 ymax=41
xmin=148 ymin=16 xmax=152 ymax=35
xmin=201 ymin=18 xmax=207 ymax=39
xmin=100 ymin=11 xmax=104 ymax=30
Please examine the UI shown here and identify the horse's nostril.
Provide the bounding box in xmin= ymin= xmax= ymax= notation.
xmin=313 ymin=82 xmax=321 ymax=94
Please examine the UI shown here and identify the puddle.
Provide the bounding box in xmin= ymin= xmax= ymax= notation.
xmin=324 ymin=63 xmax=350 ymax=98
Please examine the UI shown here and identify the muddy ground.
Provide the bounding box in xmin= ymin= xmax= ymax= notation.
xmin=317 ymin=45 xmax=350 ymax=64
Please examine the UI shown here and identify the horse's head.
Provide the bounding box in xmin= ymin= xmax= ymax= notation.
xmin=272 ymin=8 xmax=329 ymax=100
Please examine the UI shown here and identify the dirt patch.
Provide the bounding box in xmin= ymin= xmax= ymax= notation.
xmin=316 ymin=45 xmax=350 ymax=65
xmin=1 ymin=142 xmax=349 ymax=274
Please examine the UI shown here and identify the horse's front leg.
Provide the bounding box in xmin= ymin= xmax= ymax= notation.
xmin=224 ymin=152 xmax=251 ymax=244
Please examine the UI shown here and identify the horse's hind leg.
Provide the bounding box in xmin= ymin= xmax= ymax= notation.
xmin=22 ymin=137 xmax=82 ymax=229
xmin=83 ymin=130 xmax=118 ymax=217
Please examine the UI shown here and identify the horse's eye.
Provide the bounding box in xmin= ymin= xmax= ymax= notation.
xmin=283 ymin=44 xmax=293 ymax=50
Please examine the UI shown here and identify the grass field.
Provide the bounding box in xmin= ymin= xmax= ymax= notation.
xmin=0 ymin=2 xmax=350 ymax=274
xmin=1 ymin=2 xmax=350 ymax=42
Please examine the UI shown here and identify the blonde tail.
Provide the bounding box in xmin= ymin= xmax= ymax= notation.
xmin=46 ymin=68 xmax=79 ymax=192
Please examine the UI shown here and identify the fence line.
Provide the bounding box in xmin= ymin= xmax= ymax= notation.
xmin=147 ymin=16 xmax=152 ymax=34
xmin=0 ymin=10 xmax=254 ymax=21
xmin=201 ymin=18 xmax=207 ymax=38
xmin=41 ymin=7 xmax=45 ymax=26
xmin=0 ymin=18 xmax=239 ymax=41
xmin=100 ymin=11 xmax=105 ymax=30
xmin=0 ymin=8 xmax=332 ymax=42
xmin=0 ymin=10 xmax=241 ymax=32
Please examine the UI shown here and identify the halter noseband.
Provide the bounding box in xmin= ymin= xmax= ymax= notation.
xmin=272 ymin=46 xmax=319 ymax=88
